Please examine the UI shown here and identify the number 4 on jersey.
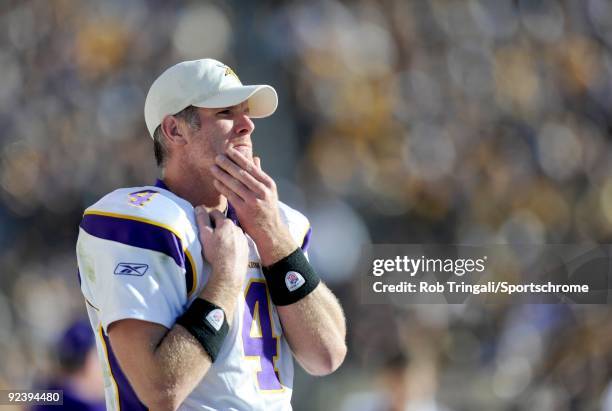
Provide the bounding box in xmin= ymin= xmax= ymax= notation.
xmin=243 ymin=281 xmax=283 ymax=391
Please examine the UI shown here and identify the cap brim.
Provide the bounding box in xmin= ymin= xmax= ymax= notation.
xmin=193 ymin=85 xmax=278 ymax=118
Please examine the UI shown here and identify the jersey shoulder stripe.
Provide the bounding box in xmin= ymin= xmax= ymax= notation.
xmin=80 ymin=213 xmax=185 ymax=267
xmin=278 ymin=201 xmax=311 ymax=251
xmin=80 ymin=186 xmax=198 ymax=296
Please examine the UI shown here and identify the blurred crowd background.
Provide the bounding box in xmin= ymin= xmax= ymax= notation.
xmin=2 ymin=0 xmax=612 ymax=410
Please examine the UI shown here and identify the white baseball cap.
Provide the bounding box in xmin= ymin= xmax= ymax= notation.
xmin=144 ymin=58 xmax=278 ymax=138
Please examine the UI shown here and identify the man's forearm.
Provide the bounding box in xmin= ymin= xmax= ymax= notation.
xmin=109 ymin=274 xmax=241 ymax=410
xmin=109 ymin=317 xmax=212 ymax=410
xmin=148 ymin=324 xmax=214 ymax=409
xmin=254 ymin=227 xmax=347 ymax=375
xmin=277 ymin=283 xmax=347 ymax=375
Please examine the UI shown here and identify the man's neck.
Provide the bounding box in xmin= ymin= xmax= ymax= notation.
xmin=161 ymin=168 xmax=227 ymax=212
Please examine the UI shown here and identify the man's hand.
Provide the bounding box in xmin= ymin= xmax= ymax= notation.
xmin=196 ymin=207 xmax=249 ymax=318
xmin=210 ymin=148 xmax=296 ymax=266
xmin=197 ymin=207 xmax=249 ymax=286
xmin=209 ymin=150 xmax=347 ymax=376
xmin=107 ymin=209 xmax=250 ymax=410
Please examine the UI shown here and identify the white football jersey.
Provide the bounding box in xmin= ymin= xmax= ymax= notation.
xmin=76 ymin=180 xmax=312 ymax=411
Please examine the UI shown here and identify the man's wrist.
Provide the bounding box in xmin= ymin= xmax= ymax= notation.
xmin=252 ymin=223 xmax=297 ymax=266
xmin=199 ymin=275 xmax=241 ymax=319
xmin=208 ymin=266 xmax=244 ymax=288
xmin=176 ymin=298 xmax=229 ymax=362
xmin=261 ymin=247 xmax=320 ymax=306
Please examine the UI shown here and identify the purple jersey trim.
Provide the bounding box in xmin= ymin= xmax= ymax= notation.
xmin=102 ymin=331 xmax=147 ymax=411
xmin=301 ymin=227 xmax=312 ymax=252
xmin=184 ymin=254 xmax=194 ymax=296
xmin=227 ymin=202 xmax=241 ymax=227
xmin=154 ymin=179 xmax=168 ymax=190
xmin=80 ymin=214 xmax=194 ymax=296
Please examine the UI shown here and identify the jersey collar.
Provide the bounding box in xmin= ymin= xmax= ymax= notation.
xmin=154 ymin=179 xmax=169 ymax=190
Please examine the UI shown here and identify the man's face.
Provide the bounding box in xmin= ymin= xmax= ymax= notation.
xmin=182 ymin=101 xmax=255 ymax=178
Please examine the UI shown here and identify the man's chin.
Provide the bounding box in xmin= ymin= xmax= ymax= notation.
xmin=234 ymin=145 xmax=253 ymax=160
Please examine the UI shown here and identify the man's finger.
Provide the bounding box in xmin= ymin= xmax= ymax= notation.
xmin=195 ymin=205 xmax=211 ymax=226
xmin=224 ymin=148 xmax=272 ymax=188
xmin=252 ymin=157 xmax=276 ymax=190
xmin=209 ymin=209 xmax=227 ymax=229
xmin=211 ymin=164 xmax=258 ymax=200
xmin=195 ymin=206 xmax=213 ymax=241
xmin=214 ymin=154 xmax=266 ymax=196
xmin=213 ymin=179 xmax=245 ymax=209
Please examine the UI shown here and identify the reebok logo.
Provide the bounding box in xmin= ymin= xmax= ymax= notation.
xmin=114 ymin=263 xmax=149 ymax=276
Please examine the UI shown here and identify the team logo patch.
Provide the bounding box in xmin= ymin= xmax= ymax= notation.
xmin=128 ymin=190 xmax=157 ymax=207
xmin=285 ymin=271 xmax=305 ymax=292
xmin=114 ymin=263 xmax=149 ymax=276
xmin=206 ymin=309 xmax=225 ymax=331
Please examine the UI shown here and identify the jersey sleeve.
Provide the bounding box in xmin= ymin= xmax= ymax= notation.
xmin=278 ymin=202 xmax=312 ymax=253
xmin=77 ymin=192 xmax=192 ymax=333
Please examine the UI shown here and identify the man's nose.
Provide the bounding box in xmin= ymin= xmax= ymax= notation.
xmin=234 ymin=113 xmax=254 ymax=135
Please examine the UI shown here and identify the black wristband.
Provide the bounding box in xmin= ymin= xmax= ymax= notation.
xmin=262 ymin=247 xmax=320 ymax=306
xmin=176 ymin=298 xmax=229 ymax=362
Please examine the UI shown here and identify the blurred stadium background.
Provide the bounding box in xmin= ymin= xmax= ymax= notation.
xmin=2 ymin=0 xmax=612 ymax=410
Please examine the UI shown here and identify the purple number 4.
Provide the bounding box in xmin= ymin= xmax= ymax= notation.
xmin=243 ymin=281 xmax=282 ymax=390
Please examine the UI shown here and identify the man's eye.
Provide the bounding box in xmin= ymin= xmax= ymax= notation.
xmin=217 ymin=110 xmax=231 ymax=115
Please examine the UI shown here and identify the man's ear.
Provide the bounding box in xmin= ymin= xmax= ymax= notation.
xmin=160 ymin=115 xmax=188 ymax=146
